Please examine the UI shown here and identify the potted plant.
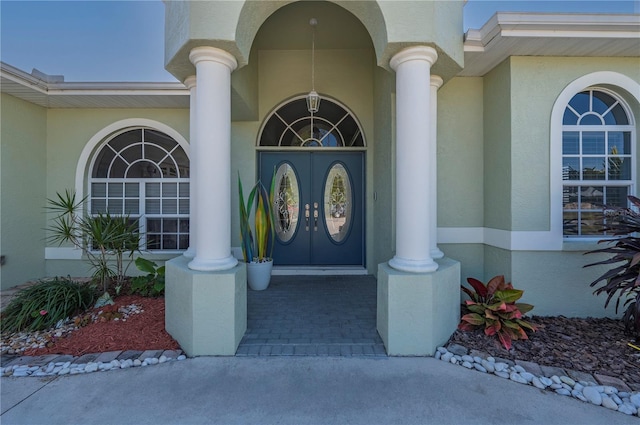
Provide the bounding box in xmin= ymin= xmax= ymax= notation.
xmin=238 ymin=171 xmax=276 ymax=290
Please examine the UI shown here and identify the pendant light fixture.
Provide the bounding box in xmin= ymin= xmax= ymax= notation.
xmin=306 ymin=18 xmax=320 ymax=114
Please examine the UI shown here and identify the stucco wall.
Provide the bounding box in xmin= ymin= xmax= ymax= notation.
xmin=438 ymin=76 xmax=484 ymax=228
xmin=0 ymin=94 xmax=47 ymax=289
xmin=512 ymin=250 xmax=617 ymax=317
xmin=482 ymin=59 xmax=512 ymax=231
xmin=372 ymin=67 xmax=394 ymax=269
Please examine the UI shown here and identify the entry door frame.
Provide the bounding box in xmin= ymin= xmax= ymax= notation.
xmin=258 ymin=150 xmax=366 ymax=268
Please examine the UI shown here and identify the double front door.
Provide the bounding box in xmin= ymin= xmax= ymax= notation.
xmin=259 ymin=151 xmax=364 ymax=266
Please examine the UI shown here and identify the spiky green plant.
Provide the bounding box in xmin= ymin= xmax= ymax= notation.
xmin=46 ymin=190 xmax=140 ymax=293
xmin=238 ymin=171 xmax=276 ymax=263
xmin=1 ymin=277 xmax=96 ymax=333
xmin=584 ymin=195 xmax=640 ymax=337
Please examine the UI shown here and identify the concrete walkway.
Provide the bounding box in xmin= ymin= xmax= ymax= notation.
xmin=1 ymin=356 xmax=636 ymax=425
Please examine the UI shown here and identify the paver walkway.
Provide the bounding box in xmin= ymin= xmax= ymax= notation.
xmin=237 ymin=275 xmax=386 ymax=357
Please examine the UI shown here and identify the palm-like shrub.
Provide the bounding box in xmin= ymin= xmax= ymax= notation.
xmin=1 ymin=277 xmax=96 ymax=333
xmin=584 ymin=195 xmax=640 ymax=337
xmin=46 ymin=190 xmax=140 ymax=293
xmin=458 ymin=275 xmax=537 ymax=350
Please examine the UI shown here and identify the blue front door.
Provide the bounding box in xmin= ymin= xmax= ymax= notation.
xmin=259 ymin=151 xmax=364 ymax=266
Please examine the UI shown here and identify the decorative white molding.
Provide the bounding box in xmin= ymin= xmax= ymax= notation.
xmin=45 ymin=247 xmax=82 ymax=260
xmin=438 ymin=227 xmax=562 ymax=251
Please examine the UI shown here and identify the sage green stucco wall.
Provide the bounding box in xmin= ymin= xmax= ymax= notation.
xmin=164 ymin=0 xmax=464 ymax=82
xmin=372 ymin=67 xmax=394 ymax=269
xmin=482 ymin=60 xmax=512 ymax=231
xmin=511 ymin=250 xmax=616 ymax=317
xmin=438 ymin=77 xmax=484 ymax=228
xmin=44 ymin=108 xmax=189 ymax=278
xmin=439 ymin=243 xmax=484 ymax=290
xmin=510 ymin=56 xmax=640 ymax=231
xmin=1 ymin=94 xmax=47 ymax=289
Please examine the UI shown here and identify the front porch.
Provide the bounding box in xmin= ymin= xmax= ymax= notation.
xmin=237 ymin=275 xmax=386 ymax=357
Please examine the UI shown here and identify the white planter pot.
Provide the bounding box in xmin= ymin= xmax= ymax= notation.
xmin=246 ymin=259 xmax=273 ymax=291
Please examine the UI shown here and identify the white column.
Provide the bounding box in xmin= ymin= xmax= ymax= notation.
xmin=187 ymin=47 xmax=238 ymax=271
xmin=388 ymin=46 xmax=439 ymax=273
xmin=430 ymin=75 xmax=444 ymax=259
xmin=183 ymin=75 xmax=197 ymax=259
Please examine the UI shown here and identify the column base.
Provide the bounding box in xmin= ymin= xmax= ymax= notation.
xmin=389 ymin=256 xmax=438 ymax=273
xmin=431 ymin=247 xmax=445 ymax=259
xmin=183 ymin=247 xmax=196 ymax=258
xmin=377 ymin=258 xmax=460 ymax=356
xmin=165 ymin=256 xmax=246 ymax=356
xmin=188 ymin=254 xmax=237 ymax=271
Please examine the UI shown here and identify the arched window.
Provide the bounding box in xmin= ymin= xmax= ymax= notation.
xmin=562 ymin=89 xmax=634 ymax=237
xmin=90 ymin=128 xmax=190 ymax=251
xmin=258 ymin=96 xmax=365 ymax=147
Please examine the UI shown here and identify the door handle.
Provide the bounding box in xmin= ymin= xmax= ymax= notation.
xmin=313 ymin=202 xmax=319 ymax=231
xmin=305 ymin=204 xmax=310 ymax=231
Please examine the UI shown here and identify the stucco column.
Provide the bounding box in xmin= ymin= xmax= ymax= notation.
xmin=430 ymin=75 xmax=444 ymax=259
xmin=388 ymin=46 xmax=439 ymax=273
xmin=183 ymin=75 xmax=197 ymax=259
xmin=187 ymin=47 xmax=238 ymax=271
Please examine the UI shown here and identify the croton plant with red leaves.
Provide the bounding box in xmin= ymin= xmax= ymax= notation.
xmin=458 ymin=275 xmax=537 ymax=350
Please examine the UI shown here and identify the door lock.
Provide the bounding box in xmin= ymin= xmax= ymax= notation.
xmin=313 ymin=202 xmax=319 ymax=231
xmin=305 ymin=204 xmax=310 ymax=231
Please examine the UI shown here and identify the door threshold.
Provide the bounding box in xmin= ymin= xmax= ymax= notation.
xmin=272 ymin=266 xmax=368 ymax=276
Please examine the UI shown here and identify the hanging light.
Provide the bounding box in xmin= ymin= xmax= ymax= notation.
xmin=306 ymin=18 xmax=321 ymax=114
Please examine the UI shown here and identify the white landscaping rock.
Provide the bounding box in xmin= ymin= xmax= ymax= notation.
xmin=532 ymin=377 xmax=547 ymax=390
xmin=583 ymin=386 xmax=603 ymax=406
xmin=630 ymin=393 xmax=640 ymax=409
xmin=601 ymin=395 xmax=619 ymax=411
xmin=560 ymin=376 xmax=576 ymax=387
xmin=473 ymin=363 xmax=487 ymax=373
xmin=509 ymin=372 xmax=529 ymax=385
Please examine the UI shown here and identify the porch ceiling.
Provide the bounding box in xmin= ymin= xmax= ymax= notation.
xmin=461 ymin=12 xmax=640 ymax=77
xmin=252 ymin=1 xmax=372 ymax=51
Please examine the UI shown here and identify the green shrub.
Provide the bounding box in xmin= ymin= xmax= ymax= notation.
xmin=130 ymin=257 xmax=165 ymax=297
xmin=458 ymin=275 xmax=537 ymax=350
xmin=46 ymin=190 xmax=140 ymax=293
xmin=1 ymin=277 xmax=96 ymax=333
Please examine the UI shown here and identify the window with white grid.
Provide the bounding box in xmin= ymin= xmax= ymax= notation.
xmin=90 ymin=128 xmax=190 ymax=251
xmin=562 ymin=89 xmax=634 ymax=237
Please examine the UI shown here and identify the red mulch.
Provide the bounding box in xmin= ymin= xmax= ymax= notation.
xmin=23 ymin=295 xmax=180 ymax=357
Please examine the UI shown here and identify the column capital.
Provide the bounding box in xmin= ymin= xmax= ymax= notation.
xmin=184 ymin=75 xmax=197 ymax=89
xmin=430 ymin=75 xmax=444 ymax=89
xmin=389 ymin=46 xmax=438 ymax=71
xmin=189 ymin=46 xmax=238 ymax=72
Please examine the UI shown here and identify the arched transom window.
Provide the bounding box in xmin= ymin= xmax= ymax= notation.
xmin=259 ymin=96 xmax=365 ymax=147
xmin=562 ymin=89 xmax=635 ymax=237
xmin=90 ymin=128 xmax=190 ymax=251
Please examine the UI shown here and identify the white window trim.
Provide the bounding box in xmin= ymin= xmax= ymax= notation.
xmin=69 ymin=119 xmax=191 ymax=255
xmin=75 ymin=118 xmax=190 ymax=203
xmin=551 ymin=71 xmax=640 ymax=248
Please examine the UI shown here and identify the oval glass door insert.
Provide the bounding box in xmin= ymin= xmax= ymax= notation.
xmin=274 ymin=163 xmax=300 ymax=243
xmin=324 ymin=163 xmax=352 ymax=242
